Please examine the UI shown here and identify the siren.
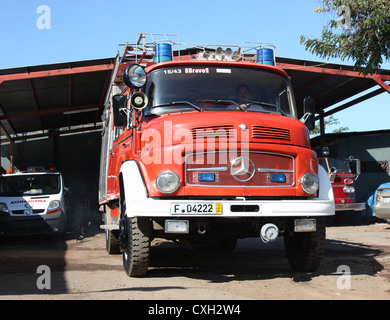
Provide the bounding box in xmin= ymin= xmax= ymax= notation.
xmin=197 ymin=47 xmax=240 ymax=61
xmin=130 ymin=92 xmax=148 ymax=110
xmin=215 ymin=47 xmax=224 ymax=60
xmin=225 ymin=48 xmax=233 ymax=58
xmin=154 ymin=43 xmax=173 ymax=63
xmin=256 ymin=47 xmax=276 ymax=66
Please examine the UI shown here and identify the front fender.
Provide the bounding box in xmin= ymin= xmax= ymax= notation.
xmin=317 ymin=164 xmax=335 ymax=204
xmin=119 ymin=160 xmax=149 ymax=217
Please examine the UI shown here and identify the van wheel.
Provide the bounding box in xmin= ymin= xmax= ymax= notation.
xmin=122 ymin=215 xmax=151 ymax=277
xmin=106 ymin=229 xmax=120 ymax=254
xmin=284 ymin=217 xmax=325 ymax=272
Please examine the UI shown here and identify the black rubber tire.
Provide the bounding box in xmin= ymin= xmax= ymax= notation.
xmin=284 ymin=217 xmax=326 ymax=272
xmin=105 ymin=229 xmax=120 ymax=254
xmin=122 ymin=216 xmax=151 ymax=277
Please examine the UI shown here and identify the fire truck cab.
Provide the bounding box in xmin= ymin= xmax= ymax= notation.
xmin=318 ymin=147 xmax=365 ymax=212
xmin=99 ymin=34 xmax=335 ymax=277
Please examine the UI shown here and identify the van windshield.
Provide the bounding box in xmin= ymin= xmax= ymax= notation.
xmin=0 ymin=174 xmax=61 ymax=196
xmin=143 ymin=65 xmax=296 ymax=117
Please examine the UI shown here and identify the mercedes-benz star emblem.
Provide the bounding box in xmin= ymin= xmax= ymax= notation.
xmin=231 ymin=156 xmax=256 ymax=182
xmin=239 ymin=124 xmax=247 ymax=131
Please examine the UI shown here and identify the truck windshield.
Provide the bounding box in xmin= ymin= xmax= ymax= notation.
xmin=143 ymin=65 xmax=296 ymax=117
xmin=0 ymin=174 xmax=61 ymax=196
xmin=319 ymin=158 xmax=351 ymax=174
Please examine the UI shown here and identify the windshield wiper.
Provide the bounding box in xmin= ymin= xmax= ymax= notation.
xmin=244 ymin=100 xmax=288 ymax=116
xmin=197 ymin=99 xmax=245 ymax=111
xmin=153 ymin=101 xmax=202 ymax=112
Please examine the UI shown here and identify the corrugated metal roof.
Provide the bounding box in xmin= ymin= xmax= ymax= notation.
xmin=0 ymin=57 xmax=115 ymax=141
xmin=276 ymin=57 xmax=390 ymax=118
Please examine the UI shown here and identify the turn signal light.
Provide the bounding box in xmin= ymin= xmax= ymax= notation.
xmin=47 ymin=208 xmax=61 ymax=214
xmin=344 ymin=178 xmax=353 ymax=185
xmin=122 ymin=154 xmax=129 ymax=163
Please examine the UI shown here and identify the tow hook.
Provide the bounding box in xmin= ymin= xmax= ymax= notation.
xmin=197 ymin=223 xmax=207 ymax=235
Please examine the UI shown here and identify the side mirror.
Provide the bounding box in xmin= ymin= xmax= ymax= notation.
xmin=302 ymin=97 xmax=315 ymax=130
xmin=354 ymin=159 xmax=361 ymax=180
xmin=348 ymin=157 xmax=361 ymax=180
xmin=112 ymin=94 xmax=128 ymax=128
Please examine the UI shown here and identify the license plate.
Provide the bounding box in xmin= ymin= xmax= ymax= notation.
xmin=383 ymin=197 xmax=390 ymax=203
xmin=170 ymin=203 xmax=222 ymax=214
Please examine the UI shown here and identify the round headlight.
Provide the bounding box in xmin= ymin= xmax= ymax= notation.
xmin=300 ymin=173 xmax=319 ymax=195
xmin=156 ymin=171 xmax=180 ymax=194
xmin=122 ymin=64 xmax=147 ymax=88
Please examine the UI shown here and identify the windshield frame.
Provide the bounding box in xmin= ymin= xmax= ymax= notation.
xmin=318 ymin=157 xmax=352 ymax=174
xmin=142 ymin=63 xmax=297 ymax=118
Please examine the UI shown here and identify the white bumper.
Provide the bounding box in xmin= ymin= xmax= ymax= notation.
xmin=129 ymin=198 xmax=335 ymax=218
xmin=120 ymin=161 xmax=335 ymax=218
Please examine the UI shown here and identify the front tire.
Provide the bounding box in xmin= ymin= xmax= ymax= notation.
xmin=284 ymin=217 xmax=326 ymax=272
xmin=122 ymin=216 xmax=152 ymax=277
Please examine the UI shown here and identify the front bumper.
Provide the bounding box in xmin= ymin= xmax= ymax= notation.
xmin=0 ymin=211 xmax=66 ymax=236
xmin=127 ymin=197 xmax=335 ymax=218
xmin=335 ymin=202 xmax=366 ymax=211
xmin=374 ymin=204 xmax=390 ymax=219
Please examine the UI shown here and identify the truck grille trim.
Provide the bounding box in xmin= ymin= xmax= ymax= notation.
xmin=186 ymin=151 xmax=295 ymax=187
xmin=191 ymin=125 xmax=235 ymax=139
xmin=251 ymin=125 xmax=290 ymax=140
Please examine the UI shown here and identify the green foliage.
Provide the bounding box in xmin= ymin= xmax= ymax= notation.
xmin=301 ymin=0 xmax=390 ymax=75
xmin=310 ymin=116 xmax=349 ymax=137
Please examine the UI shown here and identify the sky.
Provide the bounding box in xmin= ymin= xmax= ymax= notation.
xmin=0 ymin=0 xmax=389 ymax=134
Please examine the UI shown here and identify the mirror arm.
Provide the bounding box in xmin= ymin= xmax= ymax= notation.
xmin=300 ymin=112 xmax=312 ymax=124
xmin=119 ymin=107 xmax=130 ymax=116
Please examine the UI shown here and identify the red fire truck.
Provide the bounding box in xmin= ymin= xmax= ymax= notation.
xmin=99 ymin=33 xmax=335 ymax=277
xmin=318 ymin=147 xmax=365 ymax=213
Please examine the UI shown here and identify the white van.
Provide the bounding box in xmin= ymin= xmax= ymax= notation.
xmin=0 ymin=167 xmax=68 ymax=236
